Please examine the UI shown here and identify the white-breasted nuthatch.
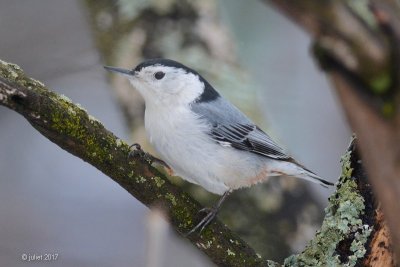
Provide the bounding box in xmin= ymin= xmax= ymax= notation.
xmin=105 ymin=59 xmax=333 ymax=234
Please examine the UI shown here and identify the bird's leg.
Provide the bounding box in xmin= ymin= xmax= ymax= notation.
xmin=186 ymin=191 xmax=230 ymax=236
xmin=128 ymin=143 xmax=174 ymax=176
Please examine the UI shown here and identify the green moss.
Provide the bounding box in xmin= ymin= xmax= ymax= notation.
xmin=229 ymin=239 xmax=240 ymax=245
xmin=370 ymin=73 xmax=391 ymax=94
xmin=169 ymin=200 xmax=196 ymax=230
xmin=0 ymin=61 xmax=20 ymax=80
xmin=88 ymin=114 xmax=101 ymax=124
xmin=135 ymin=176 xmax=146 ymax=183
xmin=284 ymin=148 xmax=372 ymax=267
xmin=177 ymin=217 xmax=192 ymax=229
xmin=227 ymin=249 xmax=236 ymax=256
xmin=59 ymin=94 xmax=72 ymax=103
xmin=382 ymin=102 xmax=395 ymax=117
xmin=115 ymin=138 xmax=123 ymax=147
xmin=153 ymin=176 xmax=165 ymax=187
xmin=165 ymin=193 xmax=177 ymax=206
xmin=0 ymin=61 xmax=46 ymax=92
xmin=40 ymin=88 xmax=127 ymax=167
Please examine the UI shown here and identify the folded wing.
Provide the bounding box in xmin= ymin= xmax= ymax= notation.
xmin=210 ymin=123 xmax=290 ymax=160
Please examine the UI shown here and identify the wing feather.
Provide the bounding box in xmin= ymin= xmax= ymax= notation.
xmin=210 ymin=123 xmax=290 ymax=159
xmin=190 ymin=96 xmax=289 ymax=159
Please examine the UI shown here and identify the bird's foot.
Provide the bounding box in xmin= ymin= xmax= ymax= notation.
xmin=186 ymin=206 xmax=219 ymax=236
xmin=185 ymin=191 xmax=230 ymax=236
xmin=128 ymin=143 xmax=174 ymax=176
xmin=128 ymin=143 xmax=146 ymax=158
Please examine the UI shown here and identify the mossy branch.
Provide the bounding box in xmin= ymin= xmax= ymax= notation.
xmin=0 ymin=59 xmax=393 ymax=266
xmin=0 ymin=60 xmax=271 ymax=267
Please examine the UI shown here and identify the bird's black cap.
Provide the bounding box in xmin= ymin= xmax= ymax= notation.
xmin=134 ymin=58 xmax=220 ymax=103
xmin=134 ymin=58 xmax=190 ymax=73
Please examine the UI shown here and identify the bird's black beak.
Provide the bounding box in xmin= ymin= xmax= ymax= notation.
xmin=104 ymin=66 xmax=133 ymax=75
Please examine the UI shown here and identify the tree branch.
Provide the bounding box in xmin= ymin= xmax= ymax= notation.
xmin=0 ymin=60 xmax=271 ymax=267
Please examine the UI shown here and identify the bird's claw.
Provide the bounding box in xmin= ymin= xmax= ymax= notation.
xmin=128 ymin=143 xmax=174 ymax=176
xmin=185 ymin=207 xmax=219 ymax=236
xmin=198 ymin=207 xmax=213 ymax=214
xmin=185 ymin=191 xmax=229 ymax=236
xmin=128 ymin=143 xmax=154 ymax=164
xmin=128 ymin=143 xmax=145 ymax=159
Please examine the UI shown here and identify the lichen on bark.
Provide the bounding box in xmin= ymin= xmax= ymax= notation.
xmin=285 ymin=139 xmax=378 ymax=266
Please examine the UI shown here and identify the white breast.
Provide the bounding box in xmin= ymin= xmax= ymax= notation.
xmin=144 ymin=104 xmax=269 ymax=195
xmin=144 ymin=103 xmax=227 ymax=193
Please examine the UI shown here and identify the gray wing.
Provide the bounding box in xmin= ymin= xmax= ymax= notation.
xmin=191 ymin=97 xmax=290 ymax=160
xmin=210 ymin=123 xmax=289 ymax=159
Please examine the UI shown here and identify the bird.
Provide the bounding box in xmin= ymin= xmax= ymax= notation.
xmin=104 ymin=58 xmax=334 ymax=234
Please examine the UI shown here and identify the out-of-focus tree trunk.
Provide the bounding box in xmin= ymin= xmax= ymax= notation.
xmin=83 ymin=0 xmax=327 ymax=261
xmin=265 ymin=0 xmax=400 ymax=263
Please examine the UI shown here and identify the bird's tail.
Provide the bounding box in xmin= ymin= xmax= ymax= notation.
xmin=275 ymin=159 xmax=334 ymax=188
xmin=295 ymin=168 xmax=334 ymax=188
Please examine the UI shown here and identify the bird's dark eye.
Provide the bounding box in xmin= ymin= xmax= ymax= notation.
xmin=154 ymin=71 xmax=165 ymax=80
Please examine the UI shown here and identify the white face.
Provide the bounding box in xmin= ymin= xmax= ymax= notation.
xmin=127 ymin=65 xmax=205 ymax=107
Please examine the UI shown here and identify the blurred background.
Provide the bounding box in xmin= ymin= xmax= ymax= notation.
xmin=0 ymin=0 xmax=350 ymax=266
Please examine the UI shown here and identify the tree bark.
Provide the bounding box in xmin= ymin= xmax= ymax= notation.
xmin=285 ymin=138 xmax=395 ymax=266
xmin=266 ymin=0 xmax=400 ymax=263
